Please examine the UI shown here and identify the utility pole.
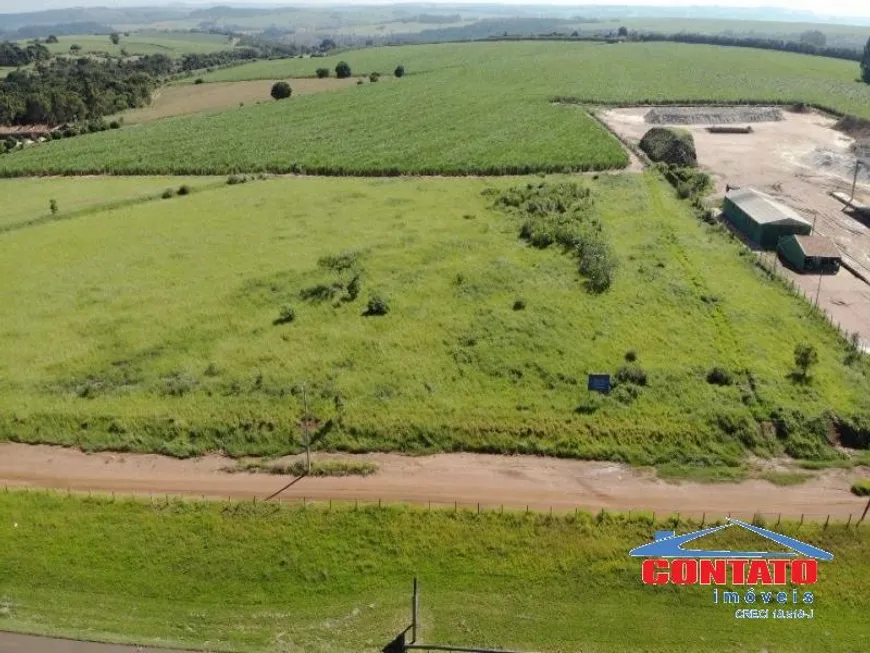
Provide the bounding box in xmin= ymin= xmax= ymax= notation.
xmin=850 ymin=159 xmax=862 ymax=204
xmin=302 ymin=383 xmax=311 ymax=474
xmin=814 ymin=271 xmax=823 ymax=307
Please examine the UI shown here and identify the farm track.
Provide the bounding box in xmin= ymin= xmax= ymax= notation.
xmin=0 ymin=443 xmax=865 ymax=519
xmin=0 ymin=632 xmax=188 ymax=653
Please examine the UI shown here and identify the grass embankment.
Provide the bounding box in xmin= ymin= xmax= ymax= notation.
xmin=0 ymin=491 xmax=868 ymax=653
xmin=1 ymin=173 xmax=868 ymax=466
xmin=233 ymin=459 xmax=379 ymax=476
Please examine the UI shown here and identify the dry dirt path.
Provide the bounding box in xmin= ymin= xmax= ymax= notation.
xmin=0 ymin=444 xmax=866 ymax=519
xmin=0 ymin=632 xmax=187 ymax=653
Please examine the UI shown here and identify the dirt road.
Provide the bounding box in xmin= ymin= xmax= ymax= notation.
xmin=0 ymin=632 xmax=187 ymax=653
xmin=1 ymin=444 xmax=866 ymax=518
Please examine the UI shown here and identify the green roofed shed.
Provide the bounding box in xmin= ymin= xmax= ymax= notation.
xmin=723 ymin=187 xmax=811 ymax=249
xmin=778 ymin=235 xmax=841 ymax=274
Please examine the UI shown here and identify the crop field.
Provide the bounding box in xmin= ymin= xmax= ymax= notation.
xmin=117 ymin=78 xmax=360 ymax=125
xmin=32 ymin=31 xmax=236 ymax=58
xmin=0 ymin=176 xmax=222 ymax=232
xmin=0 ymin=491 xmax=868 ymax=653
xmin=1 ymin=173 xmax=868 ymax=465
xmin=4 ymin=41 xmax=870 ymax=176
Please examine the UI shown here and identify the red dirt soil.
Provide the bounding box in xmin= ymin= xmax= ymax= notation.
xmin=0 ymin=444 xmax=865 ymax=519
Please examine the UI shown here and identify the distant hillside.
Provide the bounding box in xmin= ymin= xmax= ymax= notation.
xmin=1 ymin=21 xmax=112 ymax=40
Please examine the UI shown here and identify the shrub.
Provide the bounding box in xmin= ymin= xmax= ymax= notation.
xmin=49 ymin=199 xmax=58 ymax=215
xmin=161 ymin=189 xmax=175 ymax=199
xmin=194 ymin=78 xmax=204 ymax=85
xmin=227 ymin=174 xmax=246 ymax=185
xmin=640 ymin=127 xmax=698 ymax=167
xmin=273 ymin=306 xmax=296 ymax=325
xmin=394 ymin=65 xmax=405 ymax=78
xmin=177 ymin=185 xmax=190 ymax=196
xmin=615 ymin=365 xmax=648 ymax=387
xmin=109 ymin=120 xmax=120 ymax=130
xmin=369 ymin=72 xmax=380 ymax=82
xmin=624 ymin=350 xmax=637 ymax=362
xmin=852 ymin=479 xmax=870 ymax=496
xmin=707 ymin=367 xmax=734 ymax=386
xmin=335 ymin=61 xmax=352 ymax=79
xmin=794 ymin=343 xmax=819 ymax=381
xmin=346 ymin=274 xmax=361 ymax=301
xmin=270 ymin=81 xmax=292 ymax=100
xmin=364 ymin=294 xmax=389 ymax=316
xmin=356 ymin=79 xmax=364 ymax=85
xmin=316 ymin=67 xmax=330 ymax=78
xmin=513 ymin=298 xmax=526 ymax=311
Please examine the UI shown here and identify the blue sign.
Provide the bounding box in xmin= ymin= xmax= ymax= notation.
xmin=587 ymin=374 xmax=611 ymax=393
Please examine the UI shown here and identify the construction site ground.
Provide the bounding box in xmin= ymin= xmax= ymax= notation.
xmin=599 ymin=106 xmax=870 ymax=349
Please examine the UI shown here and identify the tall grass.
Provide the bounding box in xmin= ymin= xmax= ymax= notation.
xmin=1 ymin=173 xmax=868 ymax=464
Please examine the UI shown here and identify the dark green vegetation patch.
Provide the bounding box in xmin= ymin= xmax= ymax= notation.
xmin=640 ymin=127 xmax=698 ymax=167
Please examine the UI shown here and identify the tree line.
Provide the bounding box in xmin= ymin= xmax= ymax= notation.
xmin=632 ymin=31 xmax=866 ymax=63
xmin=0 ymin=57 xmax=158 ymax=126
xmin=0 ymin=41 xmax=51 ymax=66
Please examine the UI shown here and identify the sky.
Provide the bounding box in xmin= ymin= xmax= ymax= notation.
xmin=2 ymin=1 xmax=870 ymax=20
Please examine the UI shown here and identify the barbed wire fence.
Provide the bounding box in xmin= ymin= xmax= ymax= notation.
xmin=4 ymin=484 xmax=869 ymax=528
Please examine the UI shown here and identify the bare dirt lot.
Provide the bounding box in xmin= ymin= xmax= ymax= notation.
xmin=117 ymin=78 xmax=359 ymax=125
xmin=600 ymin=106 xmax=870 ymax=348
xmin=1 ymin=444 xmax=866 ymax=519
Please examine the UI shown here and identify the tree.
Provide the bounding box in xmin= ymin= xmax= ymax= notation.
xmin=69 ymin=44 xmax=82 ymax=54
xmin=319 ymin=38 xmax=336 ymax=52
xmin=618 ymin=26 xmax=629 ymax=37
xmin=46 ymin=35 xmax=58 ymax=44
xmin=335 ymin=61 xmax=351 ymax=79
xmin=394 ymin=64 xmax=405 ymax=78
xmin=110 ymin=33 xmax=121 ymax=46
xmin=270 ymin=81 xmax=292 ymax=100
xmin=800 ymin=30 xmax=826 ymax=48
xmin=315 ymin=67 xmax=329 ymax=78
xmin=794 ymin=343 xmax=819 ymax=380
xmin=369 ymin=72 xmax=380 ymax=82
xmin=863 ymin=37 xmax=870 ymax=84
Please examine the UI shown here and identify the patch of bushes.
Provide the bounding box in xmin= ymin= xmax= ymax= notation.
xmin=109 ymin=120 xmax=121 ymax=130
xmin=161 ymin=189 xmax=175 ymax=199
xmin=364 ymin=294 xmax=390 ymax=316
xmin=615 ymin=365 xmax=648 ymax=387
xmin=640 ymin=127 xmax=697 ymax=167
xmin=227 ymin=174 xmax=247 ymax=185
xmin=624 ymin=350 xmax=637 ymax=362
xmin=852 ymin=478 xmax=870 ymax=496
xmin=512 ymin=298 xmax=526 ymax=311
xmin=394 ymin=65 xmax=405 ymax=78
xmin=273 ymin=306 xmax=296 ymax=325
xmin=707 ymin=367 xmax=734 ymax=386
xmin=492 ymin=181 xmax=617 ymax=293
xmin=335 ymin=61 xmax=351 ymax=79
xmin=315 ymin=67 xmax=329 ymax=78
xmin=237 ymin=459 xmax=378 ymax=477
xmin=369 ymin=72 xmax=380 ymax=82
xmin=177 ymin=185 xmax=190 ymax=196
xmin=194 ymin=78 xmax=204 ymax=84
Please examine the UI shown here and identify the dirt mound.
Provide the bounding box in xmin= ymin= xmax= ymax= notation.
xmin=645 ymin=106 xmax=783 ymax=125
xmin=639 ymin=127 xmax=698 ymax=167
xmin=834 ymin=115 xmax=870 ymax=141
xmin=803 ymin=147 xmax=870 ymax=184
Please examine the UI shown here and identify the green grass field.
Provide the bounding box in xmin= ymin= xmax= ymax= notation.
xmin=1 ymin=173 xmax=867 ymax=464
xmin=0 ymin=491 xmax=867 ymax=653
xmin=31 ymin=31 xmax=237 ymax=58
xmin=4 ymin=41 xmax=870 ymax=176
xmin=0 ymin=176 xmax=222 ymax=232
